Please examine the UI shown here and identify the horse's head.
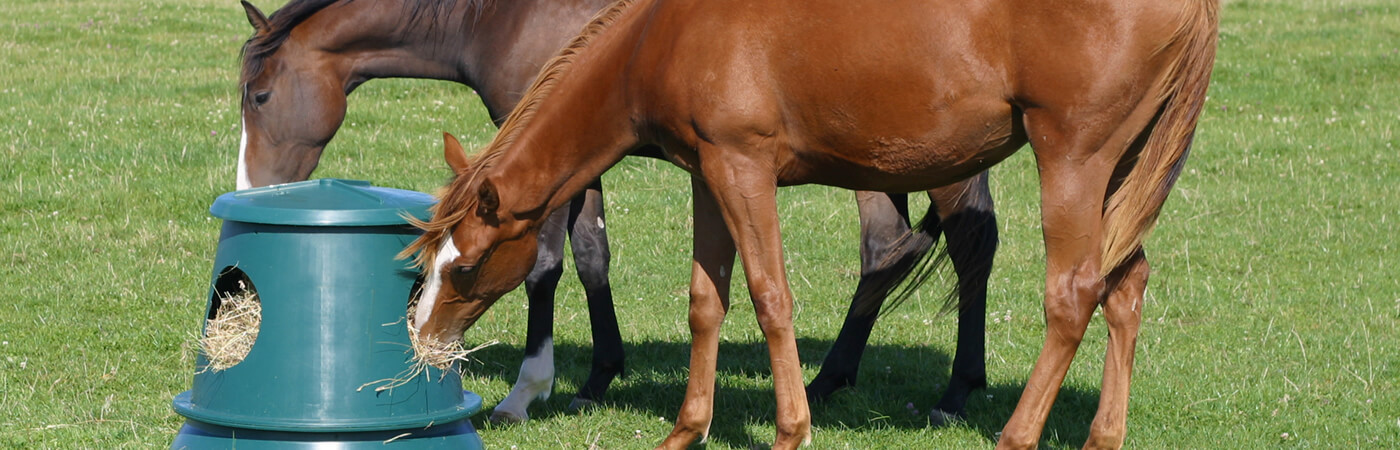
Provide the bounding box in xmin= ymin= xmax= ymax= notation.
xmin=408 ymin=133 xmax=540 ymax=346
xmin=235 ymin=1 xmax=352 ymax=189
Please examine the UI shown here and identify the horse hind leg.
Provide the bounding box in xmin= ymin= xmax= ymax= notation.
xmin=564 ymin=181 xmax=625 ymax=411
xmin=996 ymin=170 xmax=1109 ymax=448
xmin=809 ymin=178 xmax=998 ymax=429
xmin=490 ymin=205 xmax=569 ymax=424
xmin=1084 ymin=249 xmax=1148 ymax=449
xmin=806 ymin=191 xmax=914 ymax=401
xmin=997 ymin=105 xmax=1142 ymax=448
xmin=928 ymin=172 xmax=997 ymax=426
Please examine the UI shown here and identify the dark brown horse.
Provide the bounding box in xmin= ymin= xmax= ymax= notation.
xmin=407 ymin=0 xmax=1218 ymax=448
xmin=236 ymin=0 xmax=999 ymax=426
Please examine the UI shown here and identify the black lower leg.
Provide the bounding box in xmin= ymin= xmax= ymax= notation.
xmin=806 ymin=294 xmax=880 ymax=400
xmin=520 ymin=207 xmax=568 ymax=394
xmin=566 ymin=182 xmax=624 ymax=402
xmin=930 ymin=204 xmax=996 ymax=422
xmin=808 ymin=192 xmax=915 ymax=401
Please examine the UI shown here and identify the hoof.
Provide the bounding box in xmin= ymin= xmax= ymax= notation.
xmin=805 ymin=376 xmax=854 ymax=403
xmin=567 ymin=397 xmax=600 ymax=413
xmin=928 ymin=408 xmax=964 ymax=428
xmin=489 ymin=409 xmax=528 ymax=425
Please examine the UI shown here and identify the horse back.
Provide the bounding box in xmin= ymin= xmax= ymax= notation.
xmin=624 ymin=0 xmax=1198 ymax=191
xmin=629 ymin=0 xmax=1018 ymax=190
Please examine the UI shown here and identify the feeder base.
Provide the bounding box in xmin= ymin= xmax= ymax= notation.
xmin=170 ymin=418 xmax=483 ymax=450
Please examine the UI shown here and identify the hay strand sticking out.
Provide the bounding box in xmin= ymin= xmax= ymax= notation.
xmin=357 ymin=314 xmax=498 ymax=393
xmin=198 ymin=290 xmax=261 ymax=372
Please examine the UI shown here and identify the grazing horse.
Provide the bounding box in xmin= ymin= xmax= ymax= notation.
xmin=406 ymin=0 xmax=1217 ymax=448
xmin=235 ymin=0 xmax=1000 ymax=425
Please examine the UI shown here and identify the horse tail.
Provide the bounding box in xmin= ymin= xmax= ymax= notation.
xmin=1099 ymin=0 xmax=1219 ymax=275
xmin=854 ymin=182 xmax=998 ymax=318
xmin=851 ymin=213 xmax=945 ymax=318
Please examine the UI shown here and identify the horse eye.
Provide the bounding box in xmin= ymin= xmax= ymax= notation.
xmin=448 ymin=264 xmax=479 ymax=297
xmin=252 ymin=91 xmax=271 ymax=106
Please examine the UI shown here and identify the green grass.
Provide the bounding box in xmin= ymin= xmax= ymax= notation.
xmin=2 ymin=0 xmax=1397 ymax=447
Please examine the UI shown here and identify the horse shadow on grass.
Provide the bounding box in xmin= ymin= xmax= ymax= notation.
xmin=462 ymin=338 xmax=1099 ymax=448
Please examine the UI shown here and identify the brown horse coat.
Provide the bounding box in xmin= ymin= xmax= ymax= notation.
xmin=409 ymin=0 xmax=1218 ymax=448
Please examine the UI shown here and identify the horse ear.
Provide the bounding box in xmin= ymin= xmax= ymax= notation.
xmin=476 ymin=179 xmax=500 ymax=217
xmin=443 ymin=132 xmax=472 ymax=174
xmin=242 ymin=1 xmax=271 ymax=34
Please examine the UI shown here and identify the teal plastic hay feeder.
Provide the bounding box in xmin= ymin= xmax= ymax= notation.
xmin=171 ymin=179 xmax=483 ymax=449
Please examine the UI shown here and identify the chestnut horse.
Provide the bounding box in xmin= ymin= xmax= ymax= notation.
xmin=406 ymin=0 xmax=1217 ymax=448
xmin=236 ymin=0 xmax=998 ymax=425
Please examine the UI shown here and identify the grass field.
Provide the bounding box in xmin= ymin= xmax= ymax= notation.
xmin=2 ymin=0 xmax=1397 ymax=448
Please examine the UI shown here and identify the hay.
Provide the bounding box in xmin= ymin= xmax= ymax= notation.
xmin=357 ymin=304 xmax=497 ymax=393
xmin=198 ymin=289 xmax=261 ymax=372
xmin=408 ymin=321 xmax=483 ymax=370
xmin=191 ymin=280 xmax=498 ymax=388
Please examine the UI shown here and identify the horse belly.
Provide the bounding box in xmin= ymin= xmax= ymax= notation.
xmin=769 ymin=50 xmax=1021 ymax=190
xmin=749 ymin=0 xmax=1020 ymax=191
xmin=779 ymin=100 xmax=1023 ymax=192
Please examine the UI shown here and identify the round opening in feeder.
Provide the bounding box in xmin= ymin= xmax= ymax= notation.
xmin=198 ymin=267 xmax=261 ymax=372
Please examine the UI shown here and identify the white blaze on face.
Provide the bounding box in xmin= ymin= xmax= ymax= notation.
xmin=414 ymin=235 xmax=461 ymax=329
xmin=236 ymin=115 xmax=253 ymax=190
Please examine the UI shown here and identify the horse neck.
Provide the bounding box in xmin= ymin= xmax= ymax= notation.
xmin=295 ymin=0 xmax=486 ymax=85
xmin=456 ymin=0 xmax=618 ymax=121
xmin=487 ymin=91 xmax=640 ymax=222
xmin=296 ymin=0 xmax=616 ymax=121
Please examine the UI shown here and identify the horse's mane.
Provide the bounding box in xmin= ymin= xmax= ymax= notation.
xmin=240 ymin=0 xmax=342 ymax=86
xmin=400 ymin=0 xmax=639 ymax=269
xmin=239 ymin=0 xmax=475 ymax=86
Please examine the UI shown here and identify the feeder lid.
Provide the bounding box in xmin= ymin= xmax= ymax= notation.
xmin=210 ymin=179 xmax=436 ymax=226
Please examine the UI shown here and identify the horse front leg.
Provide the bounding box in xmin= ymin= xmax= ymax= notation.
xmin=490 ymin=205 xmax=569 ymax=424
xmin=697 ymin=159 xmax=810 ymax=449
xmin=565 ymin=180 xmax=625 ymax=410
xmin=660 ymin=177 xmax=735 ymax=449
xmin=807 ymin=191 xmax=913 ymax=401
